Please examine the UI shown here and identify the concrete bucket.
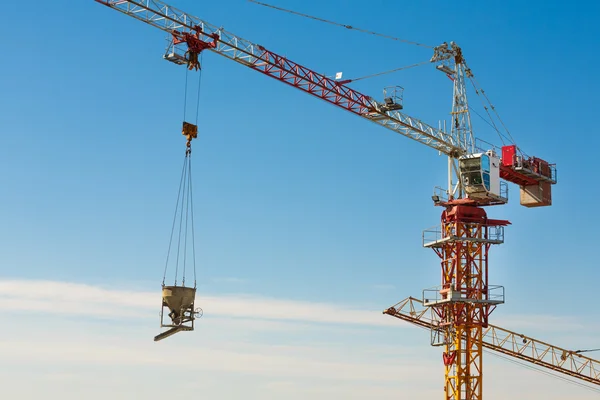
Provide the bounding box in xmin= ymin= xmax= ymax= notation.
xmin=154 ymin=285 xmax=198 ymax=342
xmin=162 ymin=285 xmax=196 ymax=325
xmin=162 ymin=285 xmax=196 ymax=311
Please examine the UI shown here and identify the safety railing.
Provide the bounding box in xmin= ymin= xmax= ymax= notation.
xmin=422 ymin=224 xmax=505 ymax=247
xmin=422 ymin=285 xmax=505 ymax=305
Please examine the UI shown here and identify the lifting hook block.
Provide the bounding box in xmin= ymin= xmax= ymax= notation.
xmin=186 ymin=51 xmax=201 ymax=71
xmin=182 ymin=121 xmax=198 ymax=153
xmin=182 ymin=121 xmax=198 ymax=140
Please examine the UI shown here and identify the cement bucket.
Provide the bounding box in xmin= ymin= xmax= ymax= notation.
xmin=162 ymin=285 xmax=196 ymax=318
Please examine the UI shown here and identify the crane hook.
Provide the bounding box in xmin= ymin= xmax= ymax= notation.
xmin=185 ymin=50 xmax=201 ymax=71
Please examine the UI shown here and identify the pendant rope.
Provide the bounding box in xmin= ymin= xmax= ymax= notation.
xmin=162 ymin=143 xmax=197 ymax=288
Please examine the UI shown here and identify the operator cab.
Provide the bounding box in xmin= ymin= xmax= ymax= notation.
xmin=459 ymin=151 xmax=508 ymax=205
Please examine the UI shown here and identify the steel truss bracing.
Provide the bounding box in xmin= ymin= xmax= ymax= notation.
xmin=430 ymin=42 xmax=475 ymax=155
xmin=95 ymin=0 xmax=465 ymax=157
xmin=384 ymin=297 xmax=600 ymax=387
xmin=429 ymin=42 xmax=475 ymax=199
xmin=422 ymin=205 xmax=510 ymax=400
xmin=450 ymin=62 xmax=474 ymax=155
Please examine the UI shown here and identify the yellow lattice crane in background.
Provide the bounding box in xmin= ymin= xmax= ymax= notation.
xmin=385 ymin=297 xmax=600 ymax=388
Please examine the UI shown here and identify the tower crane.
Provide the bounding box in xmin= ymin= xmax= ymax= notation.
xmin=93 ymin=1 xmax=566 ymax=398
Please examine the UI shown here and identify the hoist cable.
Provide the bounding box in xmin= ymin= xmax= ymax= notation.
xmin=183 ymin=68 xmax=189 ymax=121
xmin=468 ymin=75 xmax=517 ymax=147
xmin=469 ymin=106 xmax=501 ymax=135
xmin=345 ymin=60 xmax=430 ymax=83
xmin=469 ymin=82 xmax=505 ymax=145
xmin=174 ymin=155 xmax=189 ymax=285
xmin=163 ymin=149 xmax=197 ymax=287
xmin=182 ymin=155 xmax=190 ymax=286
xmin=188 ymin=55 xmax=202 ymax=288
xmin=162 ymin=153 xmax=190 ymax=286
xmin=181 ymin=150 xmax=196 ymax=287
xmin=472 ymin=75 xmax=516 ymax=143
xmin=483 ymin=106 xmax=504 ymax=145
xmin=248 ymin=0 xmax=433 ymax=48
xmin=188 ymin=154 xmax=197 ymax=288
xmin=469 ymin=77 xmax=513 ymax=148
xmin=195 ymin=53 xmax=204 ymax=126
xmin=163 ymin=57 xmax=203 ymax=287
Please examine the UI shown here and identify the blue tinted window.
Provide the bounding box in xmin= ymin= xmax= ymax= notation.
xmin=483 ymin=172 xmax=490 ymax=191
xmin=481 ymin=155 xmax=490 ymax=172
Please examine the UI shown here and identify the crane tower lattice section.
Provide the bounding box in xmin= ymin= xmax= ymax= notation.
xmin=423 ymin=205 xmax=509 ymax=400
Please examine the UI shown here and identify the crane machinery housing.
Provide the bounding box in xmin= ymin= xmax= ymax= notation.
xmin=90 ymin=1 xmax=583 ymax=399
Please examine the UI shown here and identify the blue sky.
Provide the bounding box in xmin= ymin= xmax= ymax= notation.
xmin=1 ymin=0 xmax=600 ymax=398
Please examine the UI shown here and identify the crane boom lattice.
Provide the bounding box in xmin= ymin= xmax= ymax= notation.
xmin=95 ymin=0 xmax=464 ymax=157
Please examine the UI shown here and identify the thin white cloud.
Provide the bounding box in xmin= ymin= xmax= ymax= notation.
xmin=493 ymin=314 xmax=589 ymax=332
xmin=0 ymin=314 xmax=432 ymax=385
xmin=33 ymin=345 xmax=414 ymax=383
xmin=0 ymin=278 xmax=593 ymax=334
xmin=211 ymin=276 xmax=248 ymax=284
xmin=0 ymin=278 xmax=399 ymax=327
xmin=1 ymin=278 xmax=598 ymax=400
xmin=371 ymin=283 xmax=396 ymax=291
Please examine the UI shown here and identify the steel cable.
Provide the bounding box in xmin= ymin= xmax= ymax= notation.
xmin=162 ymin=153 xmax=189 ymax=286
xmin=248 ymin=0 xmax=433 ymax=48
